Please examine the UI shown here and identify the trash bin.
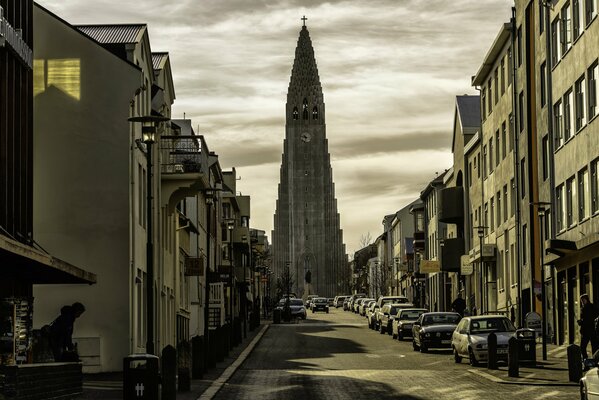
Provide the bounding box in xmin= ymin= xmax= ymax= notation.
xmin=273 ymin=308 xmax=281 ymax=324
xmin=123 ymin=354 xmax=161 ymax=400
xmin=516 ymin=328 xmax=536 ymax=365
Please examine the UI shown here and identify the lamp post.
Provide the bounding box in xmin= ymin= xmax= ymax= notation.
xmin=474 ymin=226 xmax=487 ymax=316
xmin=128 ymin=115 xmax=169 ymax=355
xmin=532 ymin=201 xmax=551 ymax=361
xmin=226 ymin=219 xmax=235 ymax=342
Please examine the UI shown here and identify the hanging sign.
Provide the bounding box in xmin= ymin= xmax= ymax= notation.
xmin=460 ymin=255 xmax=473 ymax=275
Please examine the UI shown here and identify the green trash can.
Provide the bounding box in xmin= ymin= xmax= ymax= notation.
xmin=123 ymin=354 xmax=160 ymax=400
xmin=516 ymin=328 xmax=536 ymax=366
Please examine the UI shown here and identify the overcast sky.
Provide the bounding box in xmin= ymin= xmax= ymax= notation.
xmin=38 ymin=0 xmax=513 ymax=255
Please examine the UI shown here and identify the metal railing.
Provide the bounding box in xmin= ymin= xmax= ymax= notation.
xmin=160 ymin=135 xmax=208 ymax=175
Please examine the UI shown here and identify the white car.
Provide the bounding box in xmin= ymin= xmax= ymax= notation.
xmin=581 ymin=362 xmax=599 ymax=399
xmin=451 ymin=315 xmax=516 ymax=366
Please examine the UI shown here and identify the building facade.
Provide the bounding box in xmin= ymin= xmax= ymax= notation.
xmin=272 ymin=23 xmax=346 ymax=298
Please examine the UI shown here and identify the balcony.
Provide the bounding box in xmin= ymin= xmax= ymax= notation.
xmin=437 ymin=187 xmax=464 ymax=224
xmin=160 ymin=135 xmax=210 ymax=213
xmin=440 ymin=237 xmax=465 ymax=272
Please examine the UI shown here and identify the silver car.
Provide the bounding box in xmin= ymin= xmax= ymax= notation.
xmin=451 ymin=315 xmax=516 ymax=366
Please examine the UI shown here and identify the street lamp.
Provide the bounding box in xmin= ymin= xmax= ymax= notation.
xmin=226 ymin=219 xmax=235 ymax=340
xmin=474 ymin=225 xmax=487 ymax=316
xmin=128 ymin=115 xmax=169 ymax=355
xmin=532 ymin=201 xmax=551 ymax=361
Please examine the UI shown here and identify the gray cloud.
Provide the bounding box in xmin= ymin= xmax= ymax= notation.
xmin=38 ymin=0 xmax=511 ymax=252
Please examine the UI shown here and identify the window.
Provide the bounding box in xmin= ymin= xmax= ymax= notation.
xmin=586 ymin=0 xmax=597 ymax=25
xmin=488 ymin=79 xmax=493 ymax=114
xmin=508 ymin=48 xmax=513 ymax=85
xmin=567 ymin=176 xmax=576 ymax=226
xmin=508 ymin=113 xmax=514 ymax=151
xmin=489 ymin=139 xmax=494 ymax=174
xmin=541 ymin=62 xmax=547 ymax=107
xmin=522 ymin=224 xmax=528 ymax=265
xmin=564 ymin=89 xmax=574 ymax=141
xmin=495 ymin=130 xmax=500 ymax=167
xmin=483 ymin=145 xmax=488 ymax=179
xmin=579 ymin=168 xmax=590 ymax=220
xmin=561 ymin=2 xmax=572 ymax=55
xmin=519 ymin=91 xmax=525 ymax=132
xmin=557 ymin=184 xmax=565 ymax=231
xmin=510 ymin=178 xmax=516 ymax=216
xmin=477 ymin=153 xmax=481 ymax=178
xmin=482 ymin=88 xmax=487 ymax=118
xmin=592 ymin=158 xmax=599 ymax=214
xmin=574 ymin=0 xmax=582 ymax=40
xmin=542 ymin=134 xmax=549 ymax=181
xmin=520 ymin=158 xmax=526 ymax=199
xmin=302 ymin=98 xmax=308 ymax=120
xmin=138 ymin=164 xmax=143 ymax=227
xmin=494 ymin=68 xmax=499 ymax=104
xmin=484 ymin=202 xmax=489 ymax=228
xmin=540 ymin=0 xmax=545 ymax=33
xmin=588 ymin=61 xmax=598 ymax=120
xmin=312 ymin=106 xmax=318 ymax=119
xmin=501 ymin=121 xmax=507 ymax=159
xmin=551 ymin=17 xmax=561 ymax=67
xmin=501 ymin=59 xmax=506 ymax=95
xmin=576 ymin=76 xmax=587 ymax=130
xmin=554 ymin=99 xmax=564 ymax=147
xmin=469 ymin=162 xmax=473 ymax=187
xmin=503 ymin=184 xmax=508 ymax=222
xmin=490 ymin=197 xmax=495 ymax=232
xmin=517 ymin=26 xmax=523 ymax=67
xmin=497 ymin=191 xmax=502 ymax=228
xmin=292 ymin=106 xmax=299 ymax=120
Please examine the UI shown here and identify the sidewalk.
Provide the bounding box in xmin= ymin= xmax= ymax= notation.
xmin=468 ymin=342 xmax=578 ymax=387
xmin=77 ymin=321 xmax=270 ymax=400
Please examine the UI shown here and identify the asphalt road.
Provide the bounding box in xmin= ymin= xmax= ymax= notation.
xmin=214 ymin=308 xmax=578 ymax=400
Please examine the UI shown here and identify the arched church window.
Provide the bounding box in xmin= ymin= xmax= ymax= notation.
xmin=302 ymin=98 xmax=309 ymax=120
xmin=292 ymin=107 xmax=299 ymax=120
xmin=312 ymin=106 xmax=318 ymax=119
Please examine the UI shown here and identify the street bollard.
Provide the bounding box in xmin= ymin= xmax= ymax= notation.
xmin=567 ymin=344 xmax=582 ymax=383
xmin=487 ymin=332 xmax=498 ymax=370
xmin=161 ymin=345 xmax=177 ymax=400
xmin=191 ymin=336 xmax=204 ymax=379
xmin=177 ymin=340 xmax=191 ymax=392
xmin=508 ymin=336 xmax=519 ymax=377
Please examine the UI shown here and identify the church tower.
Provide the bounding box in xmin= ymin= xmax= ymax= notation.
xmin=272 ymin=19 xmax=346 ymax=298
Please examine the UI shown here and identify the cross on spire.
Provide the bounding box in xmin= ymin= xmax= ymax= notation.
xmin=301 ymin=16 xmax=307 ymax=26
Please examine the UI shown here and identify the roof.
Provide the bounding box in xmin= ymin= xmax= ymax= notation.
xmin=455 ymin=95 xmax=480 ymax=129
xmin=152 ymin=52 xmax=168 ymax=71
xmin=76 ymin=24 xmax=146 ymax=44
xmin=472 ymin=23 xmax=512 ymax=86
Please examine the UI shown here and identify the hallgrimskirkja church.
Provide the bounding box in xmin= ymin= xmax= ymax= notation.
xmin=272 ymin=21 xmax=346 ymax=299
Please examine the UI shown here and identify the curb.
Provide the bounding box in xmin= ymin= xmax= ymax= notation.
xmin=468 ymin=369 xmax=579 ymax=387
xmin=196 ymin=323 xmax=270 ymax=400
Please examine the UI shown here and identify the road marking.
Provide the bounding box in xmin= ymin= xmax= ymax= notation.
xmin=197 ymin=323 xmax=269 ymax=400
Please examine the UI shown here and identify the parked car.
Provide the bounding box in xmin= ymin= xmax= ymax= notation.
xmin=376 ymin=295 xmax=410 ymax=309
xmin=347 ymin=293 xmax=366 ymax=311
xmin=355 ymin=298 xmax=370 ymax=313
xmin=335 ymin=296 xmax=348 ymax=308
xmin=275 ymin=298 xmax=307 ymax=319
xmin=451 ymin=315 xmax=516 ymax=366
xmin=412 ymin=312 xmax=461 ymax=351
xmin=378 ymin=303 xmax=415 ymax=334
xmin=392 ymin=308 xmax=428 ymax=340
xmin=360 ymin=299 xmax=375 ymax=316
xmin=580 ymin=355 xmax=599 ymax=400
xmin=311 ymin=297 xmax=330 ymax=313
xmin=367 ymin=302 xmax=379 ymax=329
xmin=305 ymin=294 xmax=319 ymax=308
xmin=343 ymin=298 xmax=351 ymax=311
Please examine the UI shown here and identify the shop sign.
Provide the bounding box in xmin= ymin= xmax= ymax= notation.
xmin=184 ymin=257 xmax=204 ymax=276
xmin=419 ymin=260 xmax=440 ymax=274
xmin=524 ymin=311 xmax=542 ymax=335
xmin=460 ymin=255 xmax=473 ymax=275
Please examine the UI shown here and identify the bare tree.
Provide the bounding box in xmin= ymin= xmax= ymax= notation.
xmin=359 ymin=232 xmax=373 ymax=248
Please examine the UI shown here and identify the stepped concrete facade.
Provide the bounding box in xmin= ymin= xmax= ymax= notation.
xmin=272 ymin=23 xmax=346 ymax=299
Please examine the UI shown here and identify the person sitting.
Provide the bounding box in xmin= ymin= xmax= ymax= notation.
xmin=47 ymin=302 xmax=85 ymax=362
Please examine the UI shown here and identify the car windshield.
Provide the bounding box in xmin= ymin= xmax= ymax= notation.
xmin=422 ymin=313 xmax=461 ymax=326
xmin=470 ymin=318 xmax=516 ymax=333
xmin=290 ymin=299 xmax=304 ymax=306
xmin=399 ymin=310 xmax=425 ymax=320
xmin=383 ymin=297 xmax=408 ymax=305
xmin=314 ymin=298 xmax=327 ymax=303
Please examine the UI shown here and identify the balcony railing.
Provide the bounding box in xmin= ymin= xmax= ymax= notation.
xmin=160 ymin=135 xmax=208 ymax=175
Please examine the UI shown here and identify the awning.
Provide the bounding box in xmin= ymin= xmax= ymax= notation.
xmin=0 ymin=235 xmax=96 ymax=284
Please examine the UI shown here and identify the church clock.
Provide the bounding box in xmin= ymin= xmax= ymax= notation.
xmin=301 ymin=132 xmax=311 ymax=142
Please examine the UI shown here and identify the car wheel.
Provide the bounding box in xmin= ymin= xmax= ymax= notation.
xmin=468 ymin=348 xmax=478 ymax=366
xmin=397 ymin=331 xmax=403 ymax=341
xmin=453 ymin=347 xmax=462 ymax=363
xmin=387 ymin=323 xmax=392 ymax=335
xmin=379 ymin=324 xmax=385 ymax=334
xmin=326 ymin=310 xmax=329 ymax=314
xmin=412 ymin=340 xmax=419 ymax=351
xmin=581 ymin=382 xmax=588 ymax=400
